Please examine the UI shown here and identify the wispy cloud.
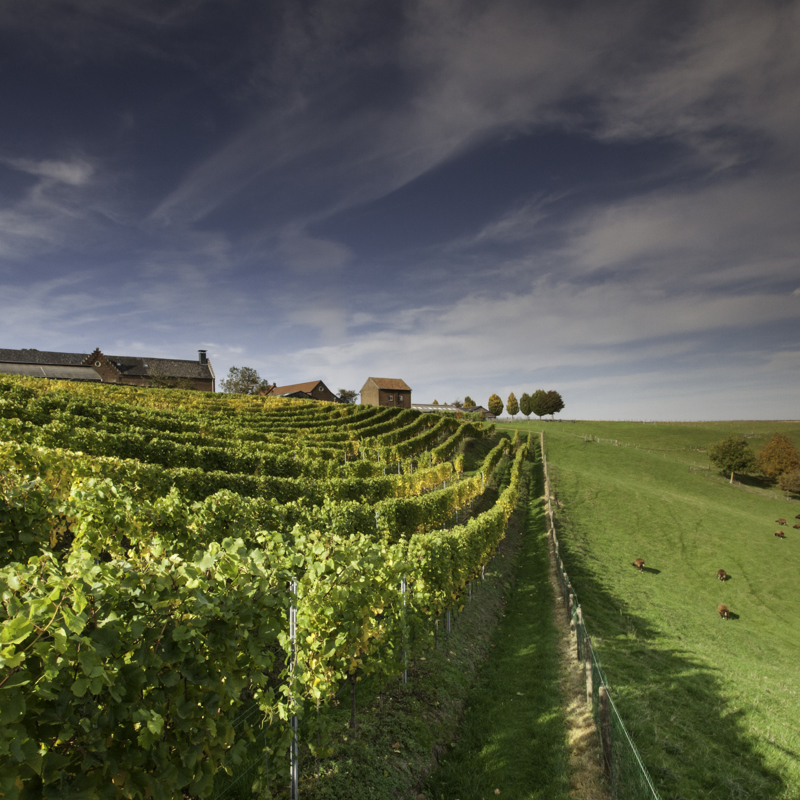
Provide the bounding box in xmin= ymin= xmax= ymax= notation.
xmin=6 ymin=157 xmax=94 ymax=186
xmin=2 ymin=1 xmax=798 ymax=419
xmin=594 ymin=2 xmax=800 ymax=162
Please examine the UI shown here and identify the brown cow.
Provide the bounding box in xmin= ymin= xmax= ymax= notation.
xmin=796 ymin=514 xmax=800 ymax=519
xmin=794 ymin=524 xmax=800 ymax=529
xmin=776 ymin=518 xmax=787 ymax=525
xmin=775 ymin=530 xmax=786 ymax=538
xmin=718 ymin=604 xmax=730 ymax=619
xmin=717 ymin=569 xmax=728 ymax=581
xmin=633 ymin=558 xmax=645 ymax=571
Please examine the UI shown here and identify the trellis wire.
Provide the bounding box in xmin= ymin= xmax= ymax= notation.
xmin=212 ymin=445 xmax=506 ymax=797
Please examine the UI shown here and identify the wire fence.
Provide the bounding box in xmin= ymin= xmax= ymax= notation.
xmin=542 ymin=432 xmax=662 ymax=800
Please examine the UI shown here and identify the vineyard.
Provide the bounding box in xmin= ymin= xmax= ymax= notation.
xmin=0 ymin=376 xmax=533 ymax=799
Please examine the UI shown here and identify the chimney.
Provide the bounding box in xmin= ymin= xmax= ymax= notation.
xmin=198 ymin=349 xmax=207 ymax=365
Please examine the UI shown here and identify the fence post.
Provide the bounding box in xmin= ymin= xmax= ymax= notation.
xmin=401 ymin=576 xmax=408 ymax=685
xmin=585 ymin=638 xmax=593 ymax=707
xmin=289 ymin=578 xmax=299 ymax=800
xmin=599 ymin=686 xmax=612 ymax=781
xmin=350 ymin=674 xmax=357 ymax=736
xmin=576 ymin=606 xmax=583 ymax=661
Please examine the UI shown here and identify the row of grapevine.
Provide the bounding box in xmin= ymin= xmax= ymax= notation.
xmin=0 ymin=374 xmax=532 ymax=798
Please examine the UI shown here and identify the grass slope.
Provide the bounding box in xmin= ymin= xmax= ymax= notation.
xmin=426 ymin=456 xmax=571 ymax=800
xmin=498 ymin=421 xmax=800 ymax=800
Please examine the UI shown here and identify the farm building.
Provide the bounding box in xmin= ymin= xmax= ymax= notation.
xmin=0 ymin=347 xmax=215 ymax=391
xmin=411 ymin=403 xmax=496 ymax=420
xmin=360 ymin=377 xmax=412 ymax=408
xmin=412 ymin=403 xmax=461 ymax=413
xmin=463 ymin=405 xmax=495 ymax=420
xmin=263 ymin=380 xmax=339 ymax=403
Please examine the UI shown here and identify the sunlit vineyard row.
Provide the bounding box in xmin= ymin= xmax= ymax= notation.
xmin=0 ymin=375 xmax=531 ymax=799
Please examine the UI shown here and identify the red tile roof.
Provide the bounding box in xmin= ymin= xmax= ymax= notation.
xmin=267 ymin=380 xmax=327 ymax=395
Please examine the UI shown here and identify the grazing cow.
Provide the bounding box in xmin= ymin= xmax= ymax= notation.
xmin=633 ymin=558 xmax=645 ymax=571
xmin=717 ymin=569 xmax=728 ymax=581
xmin=776 ymin=518 xmax=787 ymax=525
xmin=794 ymin=524 xmax=800 ymax=529
xmin=775 ymin=530 xmax=786 ymax=538
xmin=718 ymin=604 xmax=730 ymax=619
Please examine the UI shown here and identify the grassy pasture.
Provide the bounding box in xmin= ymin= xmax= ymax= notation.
xmin=499 ymin=420 xmax=800 ymax=800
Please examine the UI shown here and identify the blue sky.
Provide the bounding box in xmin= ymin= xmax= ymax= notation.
xmin=1 ymin=0 xmax=798 ymax=419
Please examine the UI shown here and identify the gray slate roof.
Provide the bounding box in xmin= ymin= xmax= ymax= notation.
xmin=0 ymin=363 xmax=101 ymax=381
xmin=0 ymin=348 xmax=214 ymax=380
xmin=0 ymin=349 xmax=86 ymax=366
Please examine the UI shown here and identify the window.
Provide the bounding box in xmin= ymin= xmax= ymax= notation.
xmin=388 ymin=394 xmax=394 ymax=401
xmin=398 ymin=395 xmax=403 ymax=401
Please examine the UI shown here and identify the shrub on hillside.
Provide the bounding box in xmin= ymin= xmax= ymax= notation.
xmin=777 ymin=468 xmax=800 ymax=498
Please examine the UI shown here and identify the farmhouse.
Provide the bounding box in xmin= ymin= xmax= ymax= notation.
xmin=360 ymin=377 xmax=412 ymax=409
xmin=0 ymin=347 xmax=216 ymax=391
xmin=263 ymin=380 xmax=338 ymax=403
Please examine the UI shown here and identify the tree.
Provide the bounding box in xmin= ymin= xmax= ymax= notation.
xmin=337 ymin=389 xmax=358 ymax=404
xmin=432 ymin=399 xmax=439 ymax=405
xmin=487 ymin=393 xmax=503 ymax=418
xmin=707 ymin=436 xmax=756 ymax=484
xmin=451 ymin=398 xmax=464 ymax=408
xmin=757 ymin=433 xmax=800 ymax=479
xmin=544 ymin=390 xmax=565 ymax=419
xmin=507 ymin=392 xmax=519 ymax=420
xmin=220 ymin=366 xmax=271 ymax=394
xmin=777 ymin=468 xmax=800 ymax=498
xmin=464 ymin=395 xmax=475 ymax=407
xmin=519 ymin=392 xmax=532 ymax=420
xmin=530 ymin=389 xmax=548 ymax=419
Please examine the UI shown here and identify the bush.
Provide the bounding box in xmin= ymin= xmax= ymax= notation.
xmin=777 ymin=468 xmax=800 ymax=497
xmin=757 ymin=433 xmax=800 ymax=479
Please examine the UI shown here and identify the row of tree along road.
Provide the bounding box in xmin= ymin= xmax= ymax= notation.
xmin=708 ymin=432 xmax=800 ymax=495
xmin=485 ymin=389 xmax=565 ymax=421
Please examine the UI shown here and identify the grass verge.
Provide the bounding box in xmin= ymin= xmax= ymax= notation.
xmin=424 ymin=453 xmax=573 ymax=800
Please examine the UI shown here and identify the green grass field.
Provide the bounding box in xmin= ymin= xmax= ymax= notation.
xmin=426 ymin=455 xmax=571 ymax=800
xmin=498 ymin=420 xmax=800 ymax=800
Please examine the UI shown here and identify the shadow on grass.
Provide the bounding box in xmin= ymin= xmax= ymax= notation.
xmin=558 ymin=531 xmax=786 ymax=799
xmin=736 ymin=473 xmax=778 ymax=492
xmin=426 ymin=460 xmax=572 ymax=800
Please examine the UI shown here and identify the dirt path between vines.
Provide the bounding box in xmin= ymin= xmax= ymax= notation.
xmin=546 ymin=491 xmax=610 ymax=799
